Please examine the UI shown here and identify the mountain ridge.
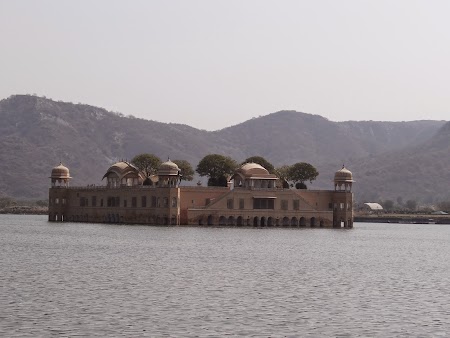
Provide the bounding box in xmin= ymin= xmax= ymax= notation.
xmin=0 ymin=94 xmax=448 ymax=203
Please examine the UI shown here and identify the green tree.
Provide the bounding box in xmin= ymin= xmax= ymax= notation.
xmin=196 ymin=154 xmax=238 ymax=187
xmin=131 ymin=153 xmax=161 ymax=178
xmin=382 ymin=199 xmax=394 ymax=211
xmin=287 ymin=162 xmax=319 ymax=187
xmin=173 ymin=159 xmax=194 ymax=181
xmin=242 ymin=156 xmax=275 ymax=173
xmin=0 ymin=197 xmax=15 ymax=209
xmin=275 ymin=165 xmax=291 ymax=188
xmin=35 ymin=199 xmax=49 ymax=207
xmin=406 ymin=199 xmax=417 ymax=211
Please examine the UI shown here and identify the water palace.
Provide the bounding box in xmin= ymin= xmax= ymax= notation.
xmin=48 ymin=160 xmax=355 ymax=228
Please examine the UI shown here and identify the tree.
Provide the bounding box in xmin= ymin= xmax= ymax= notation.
xmin=406 ymin=199 xmax=417 ymax=211
xmin=437 ymin=201 xmax=450 ymax=212
xmin=242 ymin=156 xmax=275 ymax=173
xmin=173 ymin=159 xmax=194 ymax=181
xmin=295 ymin=182 xmax=308 ymax=190
xmin=0 ymin=197 xmax=15 ymax=209
xmin=287 ymin=162 xmax=319 ymax=187
xmin=35 ymin=200 xmax=49 ymax=207
xmin=275 ymin=165 xmax=291 ymax=188
xmin=196 ymin=154 xmax=238 ymax=187
xmin=131 ymin=153 xmax=161 ymax=178
xmin=382 ymin=200 xmax=394 ymax=211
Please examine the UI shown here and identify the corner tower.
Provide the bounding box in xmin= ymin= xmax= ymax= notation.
xmin=158 ymin=159 xmax=181 ymax=187
xmin=49 ymin=163 xmax=71 ymax=222
xmin=157 ymin=159 xmax=181 ymax=225
xmin=332 ymin=166 xmax=355 ymax=228
xmin=50 ymin=162 xmax=72 ymax=187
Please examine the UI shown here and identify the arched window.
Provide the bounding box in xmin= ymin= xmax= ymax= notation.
xmin=236 ymin=216 xmax=243 ymax=226
xmin=228 ymin=216 xmax=235 ymax=226
xmin=207 ymin=215 xmax=214 ymax=225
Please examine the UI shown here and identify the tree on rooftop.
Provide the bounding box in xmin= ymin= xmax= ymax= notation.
xmin=196 ymin=154 xmax=238 ymax=187
xmin=287 ymin=162 xmax=319 ymax=188
xmin=275 ymin=165 xmax=291 ymax=188
xmin=173 ymin=159 xmax=194 ymax=181
xmin=131 ymin=153 xmax=161 ymax=179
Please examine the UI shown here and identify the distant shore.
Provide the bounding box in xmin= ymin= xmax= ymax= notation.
xmin=355 ymin=213 xmax=450 ymax=224
xmin=0 ymin=206 xmax=48 ymax=215
xmin=2 ymin=208 xmax=449 ymax=224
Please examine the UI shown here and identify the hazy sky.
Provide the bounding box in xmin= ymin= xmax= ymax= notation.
xmin=1 ymin=1 xmax=449 ymax=130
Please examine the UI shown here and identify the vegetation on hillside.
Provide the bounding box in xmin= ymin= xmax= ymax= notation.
xmin=0 ymin=94 xmax=449 ymax=204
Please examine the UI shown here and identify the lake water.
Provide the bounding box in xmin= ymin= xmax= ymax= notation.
xmin=1 ymin=215 xmax=449 ymax=337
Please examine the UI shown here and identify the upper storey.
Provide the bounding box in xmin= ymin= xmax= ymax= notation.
xmin=232 ymin=163 xmax=278 ymax=189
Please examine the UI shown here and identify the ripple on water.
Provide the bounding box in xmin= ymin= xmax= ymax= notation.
xmin=1 ymin=215 xmax=450 ymax=336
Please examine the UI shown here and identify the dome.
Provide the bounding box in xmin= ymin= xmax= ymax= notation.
xmin=239 ymin=163 xmax=270 ymax=176
xmin=109 ymin=161 xmax=130 ymax=171
xmin=334 ymin=166 xmax=354 ymax=182
xmin=50 ymin=163 xmax=71 ymax=179
xmin=158 ymin=159 xmax=180 ymax=176
xmin=102 ymin=161 xmax=141 ymax=180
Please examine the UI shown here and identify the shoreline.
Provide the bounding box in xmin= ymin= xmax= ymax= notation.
xmin=0 ymin=206 xmax=48 ymax=215
xmin=3 ymin=208 xmax=450 ymax=225
xmin=355 ymin=214 xmax=450 ymax=224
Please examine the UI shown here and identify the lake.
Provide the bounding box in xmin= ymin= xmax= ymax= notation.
xmin=1 ymin=215 xmax=449 ymax=337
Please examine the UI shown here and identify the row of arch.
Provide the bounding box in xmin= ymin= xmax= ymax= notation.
xmin=199 ymin=215 xmax=324 ymax=227
xmin=49 ymin=213 xmax=89 ymax=222
xmin=49 ymin=213 xmax=179 ymax=225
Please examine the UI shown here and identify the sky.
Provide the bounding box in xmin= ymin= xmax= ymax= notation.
xmin=1 ymin=0 xmax=449 ymax=130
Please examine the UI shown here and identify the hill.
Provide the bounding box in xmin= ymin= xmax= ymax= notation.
xmin=346 ymin=121 xmax=450 ymax=204
xmin=0 ymin=95 xmax=447 ymax=202
xmin=214 ymin=111 xmax=443 ymax=165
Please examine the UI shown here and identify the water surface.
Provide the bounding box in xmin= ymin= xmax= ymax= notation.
xmin=1 ymin=215 xmax=449 ymax=336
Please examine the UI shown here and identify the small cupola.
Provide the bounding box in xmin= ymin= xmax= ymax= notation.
xmin=334 ymin=165 xmax=354 ymax=192
xmin=158 ymin=159 xmax=181 ymax=187
xmin=50 ymin=163 xmax=72 ymax=187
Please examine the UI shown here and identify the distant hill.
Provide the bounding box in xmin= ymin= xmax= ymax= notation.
xmin=215 ymin=111 xmax=443 ymax=165
xmin=0 ymin=95 xmax=447 ymax=203
xmin=345 ymin=121 xmax=450 ymax=204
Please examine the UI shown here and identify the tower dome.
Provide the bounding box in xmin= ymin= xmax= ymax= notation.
xmin=50 ymin=163 xmax=71 ymax=179
xmin=334 ymin=166 xmax=354 ymax=191
xmin=50 ymin=163 xmax=72 ymax=187
xmin=334 ymin=166 xmax=354 ymax=183
xmin=157 ymin=159 xmax=180 ymax=187
xmin=158 ymin=159 xmax=180 ymax=176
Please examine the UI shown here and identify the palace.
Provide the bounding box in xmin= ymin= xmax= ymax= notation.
xmin=48 ymin=160 xmax=355 ymax=228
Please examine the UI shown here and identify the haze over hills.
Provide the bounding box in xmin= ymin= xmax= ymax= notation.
xmin=346 ymin=120 xmax=450 ymax=203
xmin=0 ymin=95 xmax=448 ymax=204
